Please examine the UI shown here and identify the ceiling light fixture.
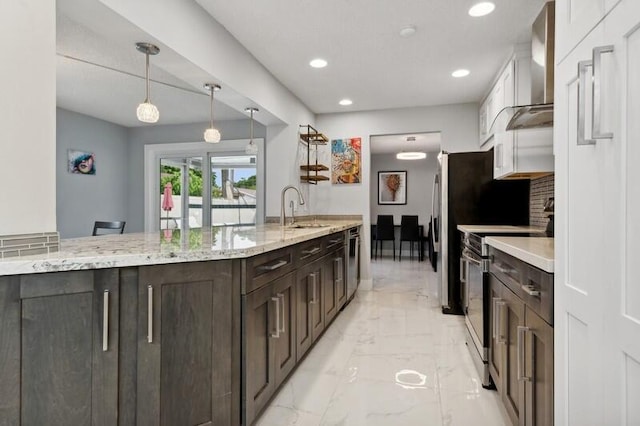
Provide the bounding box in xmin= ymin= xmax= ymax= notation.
xmin=203 ymin=83 xmax=221 ymax=143
xmin=309 ymin=58 xmax=328 ymax=68
xmin=245 ymin=107 xmax=259 ymax=155
xmin=468 ymin=2 xmax=496 ymax=17
xmin=451 ymin=69 xmax=470 ymax=78
xmin=339 ymin=99 xmax=353 ymax=106
xmin=397 ymin=152 xmax=427 ymax=160
xmin=399 ymin=26 xmax=417 ymax=37
xmin=135 ymin=42 xmax=160 ymax=123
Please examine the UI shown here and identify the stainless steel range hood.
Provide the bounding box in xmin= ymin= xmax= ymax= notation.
xmin=495 ymin=2 xmax=555 ymax=131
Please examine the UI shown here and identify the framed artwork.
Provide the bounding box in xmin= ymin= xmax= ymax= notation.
xmin=331 ymin=137 xmax=361 ymax=184
xmin=378 ymin=171 xmax=407 ymax=205
xmin=68 ymin=150 xmax=96 ymax=175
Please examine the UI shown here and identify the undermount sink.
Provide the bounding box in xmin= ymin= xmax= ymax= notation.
xmin=287 ymin=222 xmax=330 ymax=229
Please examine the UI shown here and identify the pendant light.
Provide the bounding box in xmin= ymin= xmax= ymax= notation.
xmin=203 ymin=83 xmax=221 ymax=143
xmin=245 ymin=107 xmax=259 ymax=155
xmin=396 ymin=136 xmax=427 ymax=160
xmin=135 ymin=42 xmax=160 ymax=123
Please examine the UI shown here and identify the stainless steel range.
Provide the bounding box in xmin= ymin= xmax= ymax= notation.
xmin=458 ymin=226 xmax=545 ymax=388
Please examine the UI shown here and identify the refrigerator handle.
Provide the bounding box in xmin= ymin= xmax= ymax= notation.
xmin=431 ymin=174 xmax=440 ymax=250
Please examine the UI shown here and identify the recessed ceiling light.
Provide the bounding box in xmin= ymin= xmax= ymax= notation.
xmin=399 ymin=26 xmax=416 ymax=37
xmin=339 ymin=99 xmax=353 ymax=106
xmin=309 ymin=58 xmax=328 ymax=68
xmin=451 ymin=69 xmax=470 ymax=78
xmin=397 ymin=152 xmax=427 ymax=160
xmin=468 ymin=2 xmax=495 ymax=17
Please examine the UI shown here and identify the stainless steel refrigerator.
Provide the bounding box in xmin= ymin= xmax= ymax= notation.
xmin=430 ymin=150 xmax=530 ymax=314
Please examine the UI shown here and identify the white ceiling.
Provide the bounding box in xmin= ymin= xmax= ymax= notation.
xmin=196 ymin=0 xmax=547 ymax=114
xmin=370 ymin=132 xmax=442 ymax=155
xmin=56 ymin=0 xmax=547 ymax=128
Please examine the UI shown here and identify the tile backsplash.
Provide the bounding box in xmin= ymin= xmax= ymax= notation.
xmin=0 ymin=232 xmax=60 ymax=259
xmin=530 ymin=174 xmax=554 ymax=228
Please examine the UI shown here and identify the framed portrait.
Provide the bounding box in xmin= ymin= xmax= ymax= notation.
xmin=68 ymin=150 xmax=96 ymax=175
xmin=378 ymin=171 xmax=407 ymax=205
xmin=331 ymin=137 xmax=361 ymax=184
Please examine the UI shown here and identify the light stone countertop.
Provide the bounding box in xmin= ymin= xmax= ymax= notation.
xmin=0 ymin=220 xmax=362 ymax=276
xmin=484 ymin=236 xmax=554 ymax=273
xmin=457 ymin=224 xmax=546 ymax=234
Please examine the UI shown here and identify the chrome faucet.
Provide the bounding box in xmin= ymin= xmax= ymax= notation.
xmin=280 ymin=185 xmax=305 ymax=226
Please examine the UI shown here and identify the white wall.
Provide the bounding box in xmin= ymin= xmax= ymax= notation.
xmin=316 ymin=103 xmax=478 ymax=280
xmin=0 ymin=0 xmax=56 ymax=235
xmin=56 ymin=109 xmax=129 ymax=238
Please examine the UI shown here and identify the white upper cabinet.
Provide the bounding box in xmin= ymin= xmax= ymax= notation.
xmin=556 ymin=0 xmax=622 ymax=63
xmin=479 ymin=59 xmax=516 ymax=146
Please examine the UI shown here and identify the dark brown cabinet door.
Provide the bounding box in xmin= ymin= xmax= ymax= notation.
xmin=272 ymin=273 xmax=297 ymax=387
xmin=0 ymin=270 xmax=119 ymax=426
xmin=501 ymin=285 xmax=526 ymax=426
xmin=323 ymin=254 xmax=338 ymax=325
xmin=295 ymin=259 xmax=324 ymax=361
xmin=137 ymin=261 xmax=237 ymax=426
xmin=524 ymin=307 xmax=554 ymax=426
xmin=489 ymin=274 xmax=504 ymax=394
xmin=245 ymin=281 xmax=277 ymax=425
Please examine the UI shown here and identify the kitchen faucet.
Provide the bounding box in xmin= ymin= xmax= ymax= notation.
xmin=280 ymin=185 xmax=305 ymax=226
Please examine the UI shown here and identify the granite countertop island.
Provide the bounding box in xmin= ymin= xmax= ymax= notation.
xmin=0 ymin=219 xmax=362 ymax=276
xmin=484 ymin=236 xmax=554 ymax=273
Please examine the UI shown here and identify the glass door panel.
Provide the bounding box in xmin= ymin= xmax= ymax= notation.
xmin=210 ymin=155 xmax=257 ymax=226
xmin=159 ymin=157 xmax=203 ymax=231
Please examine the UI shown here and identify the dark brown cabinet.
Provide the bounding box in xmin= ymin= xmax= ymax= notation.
xmin=489 ymin=254 xmax=554 ymax=426
xmin=244 ymin=272 xmax=296 ymax=425
xmin=0 ymin=270 xmax=119 ymax=425
xmin=324 ymin=250 xmax=346 ymax=325
xmin=136 ymin=261 xmax=239 ymax=426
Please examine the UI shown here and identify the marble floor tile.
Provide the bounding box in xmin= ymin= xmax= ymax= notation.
xmin=257 ymin=258 xmax=509 ymax=426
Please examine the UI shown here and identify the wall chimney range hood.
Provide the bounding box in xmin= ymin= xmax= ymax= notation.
xmin=494 ymin=2 xmax=555 ymax=131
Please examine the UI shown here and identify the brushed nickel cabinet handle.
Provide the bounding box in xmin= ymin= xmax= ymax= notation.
xmin=258 ymin=259 xmax=288 ymax=271
xmin=496 ymin=301 xmax=506 ymax=343
xmin=147 ymin=285 xmax=153 ymax=343
xmin=277 ymin=293 xmax=285 ymax=334
xmin=577 ymin=60 xmax=596 ymax=145
xmin=102 ymin=290 xmax=109 ymax=352
xmin=517 ymin=326 xmax=531 ymax=382
xmin=521 ymin=284 xmax=541 ymax=297
xmin=302 ymin=247 xmax=321 ymax=256
xmin=270 ymin=296 xmax=280 ymax=338
xmin=310 ymin=273 xmax=318 ymax=304
xmin=592 ymin=45 xmax=614 ymax=140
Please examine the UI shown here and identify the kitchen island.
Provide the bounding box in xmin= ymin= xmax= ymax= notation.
xmin=0 ymin=219 xmax=361 ymax=426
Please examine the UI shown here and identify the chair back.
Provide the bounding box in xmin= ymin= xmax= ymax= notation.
xmin=400 ymin=215 xmax=420 ymax=240
xmin=93 ymin=221 xmax=126 ymax=236
xmin=376 ymin=215 xmax=395 ymax=240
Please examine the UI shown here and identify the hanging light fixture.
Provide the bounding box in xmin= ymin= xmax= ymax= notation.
xmin=203 ymin=83 xmax=221 ymax=143
xmin=135 ymin=42 xmax=160 ymax=123
xmin=245 ymin=107 xmax=259 ymax=155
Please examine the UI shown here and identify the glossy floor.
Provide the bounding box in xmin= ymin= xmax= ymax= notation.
xmin=256 ymin=258 xmax=511 ymax=426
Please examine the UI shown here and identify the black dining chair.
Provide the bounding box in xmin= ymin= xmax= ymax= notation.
xmin=374 ymin=215 xmax=396 ymax=260
xmin=92 ymin=221 xmax=126 ymax=236
xmin=399 ymin=215 xmax=421 ymax=261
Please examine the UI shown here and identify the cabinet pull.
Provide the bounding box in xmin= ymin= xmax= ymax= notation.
xmin=310 ymin=273 xmax=318 ymax=304
xmin=302 ymin=247 xmax=321 ymax=256
xmin=521 ymin=283 xmax=541 ymax=297
xmin=496 ymin=300 xmax=506 ymax=343
xmin=460 ymin=258 xmax=467 ymax=283
xmin=277 ymin=293 xmax=285 ymax=334
xmin=334 ymin=257 xmax=343 ymax=282
xmin=147 ymin=285 xmax=153 ymax=343
xmin=270 ymin=297 xmax=281 ymax=338
xmin=517 ymin=326 xmax=531 ymax=382
xmin=495 ymin=143 xmax=503 ymax=168
xmin=258 ymin=259 xmax=288 ymax=271
xmin=102 ymin=290 xmax=109 ymax=352
xmin=592 ymin=45 xmax=615 ymax=140
xmin=577 ymin=60 xmax=596 ymax=146
xmin=328 ymin=238 xmax=342 ymax=245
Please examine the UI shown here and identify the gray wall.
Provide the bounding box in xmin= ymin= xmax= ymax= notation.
xmin=126 ymin=120 xmax=266 ymax=232
xmin=56 ymin=108 xmax=129 ymax=238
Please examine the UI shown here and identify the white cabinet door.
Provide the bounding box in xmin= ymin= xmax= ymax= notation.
xmin=479 ymin=98 xmax=489 ymax=145
xmin=601 ymin=2 xmax=640 ymax=424
xmin=556 ymin=0 xmax=605 ymax=62
xmin=554 ymin=22 xmax=607 ymax=426
xmin=493 ymin=131 xmax=514 ymax=179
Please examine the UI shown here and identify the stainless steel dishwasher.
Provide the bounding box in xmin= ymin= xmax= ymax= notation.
xmin=346 ymin=227 xmax=360 ymax=301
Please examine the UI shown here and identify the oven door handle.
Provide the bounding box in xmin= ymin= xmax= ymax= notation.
xmin=461 ymin=250 xmax=482 ymax=267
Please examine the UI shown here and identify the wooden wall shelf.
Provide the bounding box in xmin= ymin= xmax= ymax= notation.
xmin=299 ymin=124 xmax=329 ymax=184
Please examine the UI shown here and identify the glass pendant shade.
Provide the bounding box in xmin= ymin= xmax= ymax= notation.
xmin=204 ymin=128 xmax=221 ymax=143
xmin=136 ymin=101 xmax=159 ymax=123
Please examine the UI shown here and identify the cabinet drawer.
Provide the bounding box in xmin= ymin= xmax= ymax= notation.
xmin=324 ymin=232 xmax=345 ymax=252
xmin=245 ymin=247 xmax=295 ymax=294
xmin=295 ymin=238 xmax=326 ymax=266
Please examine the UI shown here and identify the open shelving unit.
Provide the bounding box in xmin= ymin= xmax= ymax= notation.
xmin=299 ymin=124 xmax=330 ymax=184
